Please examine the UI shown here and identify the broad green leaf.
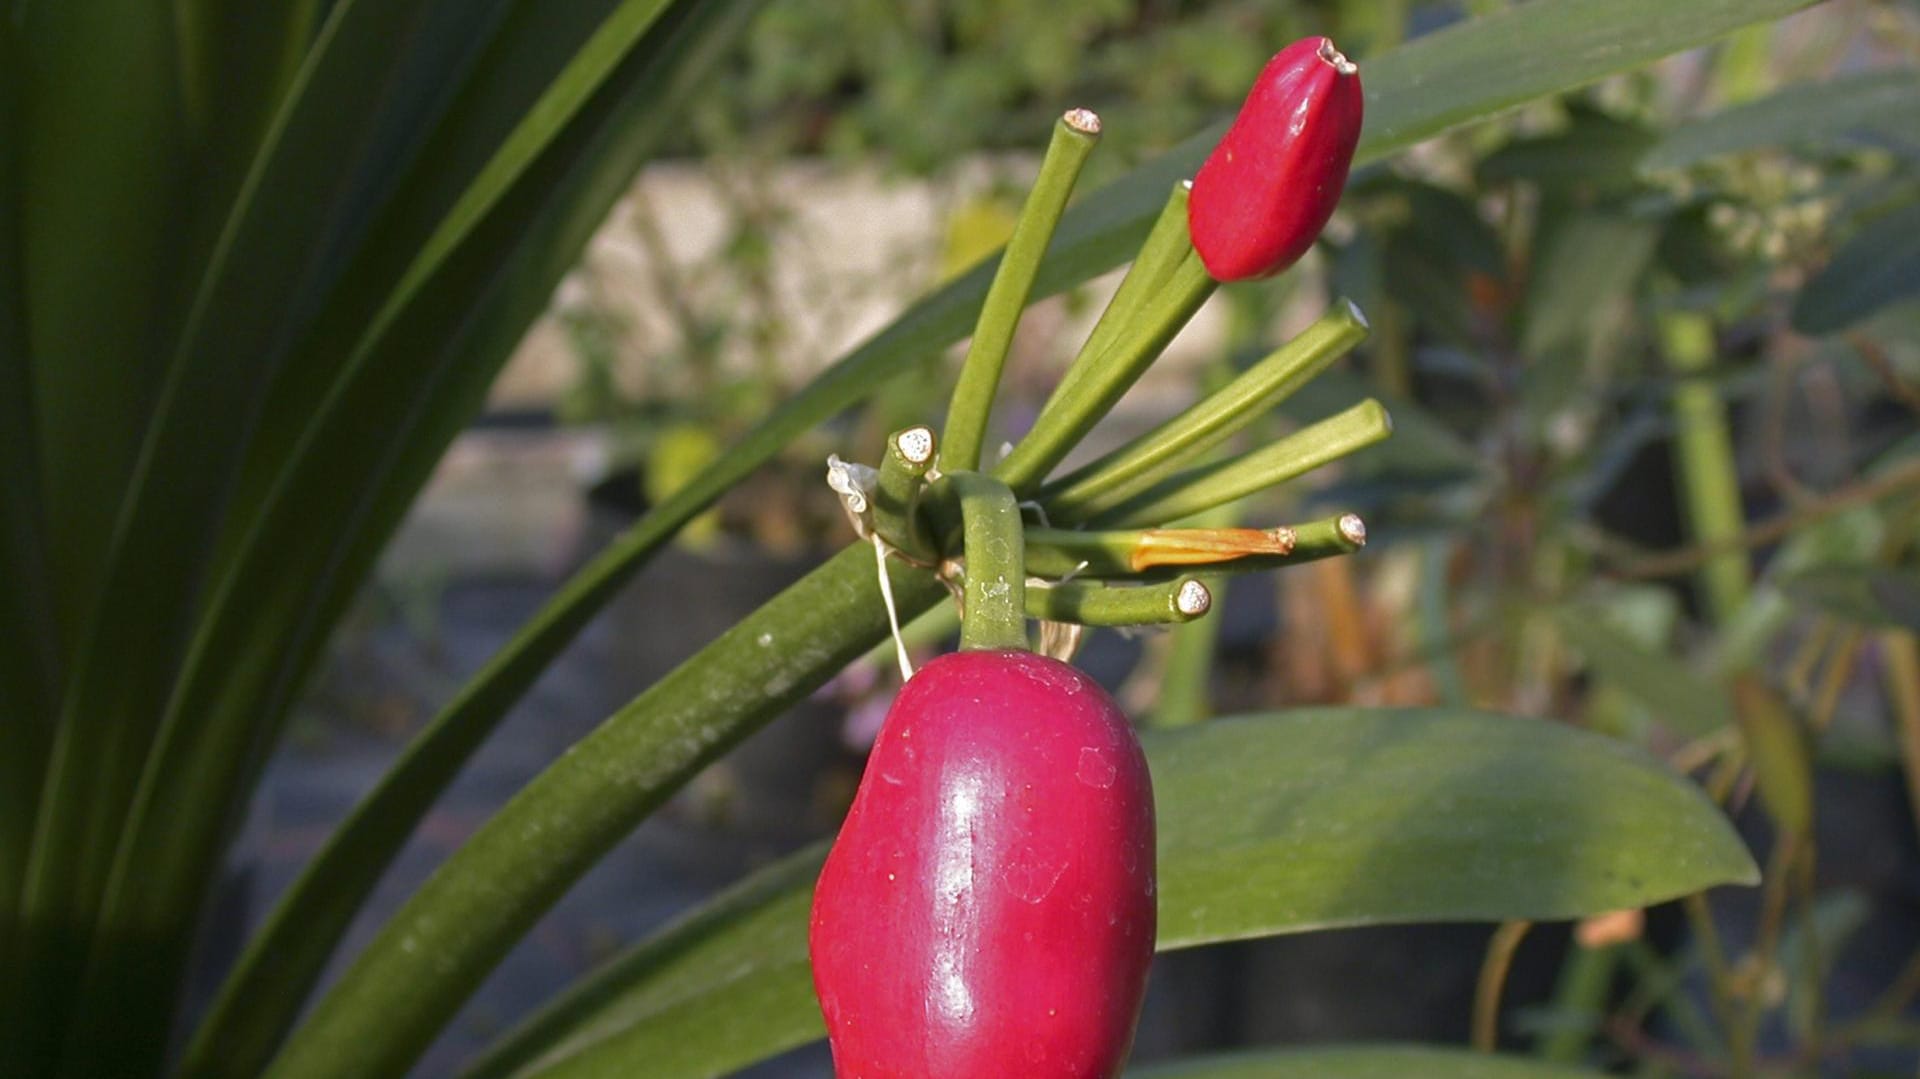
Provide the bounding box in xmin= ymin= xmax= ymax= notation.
xmin=1132 ymin=1045 xmax=1604 ymax=1078
xmin=1781 ymin=565 xmax=1920 ymax=631
xmin=1553 ymin=605 xmax=1733 ymax=738
xmin=484 ymin=708 xmax=1752 ymax=1077
xmin=1790 ymin=197 xmax=1920 ymax=336
xmin=1642 ymin=68 xmax=1920 ymax=173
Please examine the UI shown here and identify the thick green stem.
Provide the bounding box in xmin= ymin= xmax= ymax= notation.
xmin=1090 ymin=399 xmax=1392 ymax=526
xmin=942 ymin=110 xmax=1101 ymax=472
xmin=261 ymin=544 xmax=944 ymax=1079
xmin=1043 ymin=300 xmax=1369 ymax=516
xmin=1026 ymin=576 xmax=1211 ymax=626
xmin=870 ymin=425 xmax=936 ymax=561
xmin=947 ymin=471 xmax=1027 ymax=651
xmin=1026 ymin=513 xmax=1367 ymax=581
xmin=995 ymin=249 xmax=1217 ymax=492
xmin=1662 ymin=311 xmax=1749 ymax=627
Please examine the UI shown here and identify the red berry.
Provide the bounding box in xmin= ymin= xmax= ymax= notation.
xmin=1188 ymin=36 xmax=1365 ymax=281
xmin=810 ymin=649 xmax=1156 ymax=1078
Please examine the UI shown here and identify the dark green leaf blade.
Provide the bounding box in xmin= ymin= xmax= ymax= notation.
xmin=485 ymin=709 xmax=1753 ymax=1077
xmin=1790 ymin=198 xmax=1920 ymax=336
xmin=105 ymin=6 xmax=759 ymax=1078
xmin=0 ymin=3 xmax=57 ymax=976
xmin=1641 ymin=68 xmax=1920 ymax=172
xmin=14 ymin=1 xmax=183 ymax=644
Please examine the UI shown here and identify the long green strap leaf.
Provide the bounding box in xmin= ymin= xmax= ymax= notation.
xmin=15 ymin=0 xmax=182 ymax=649
xmin=127 ymin=6 xmax=757 ymax=1077
xmin=27 ymin=3 xmax=530 ymax=1074
xmin=0 ymin=2 xmax=56 ymax=979
xmin=251 ymin=0 xmax=1813 ymax=1072
xmin=214 ymin=0 xmax=667 ymax=564
xmin=474 ymin=709 xmax=1753 ymax=1078
xmin=7 ymin=2 xmax=185 ymax=1066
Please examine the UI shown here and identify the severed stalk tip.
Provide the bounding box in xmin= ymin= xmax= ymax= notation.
xmin=894 ymin=426 xmax=936 ymax=465
xmin=1175 ymin=579 xmax=1213 ymax=617
xmin=1338 ymin=513 xmax=1368 ymax=546
xmin=1063 ymin=108 xmax=1103 ymax=135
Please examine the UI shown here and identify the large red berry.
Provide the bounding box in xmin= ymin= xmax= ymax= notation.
xmin=810 ymin=649 xmax=1156 ymax=1078
xmin=1188 ymin=36 xmax=1365 ymax=282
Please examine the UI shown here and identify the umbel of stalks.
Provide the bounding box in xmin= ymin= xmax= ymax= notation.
xmin=810 ymin=62 xmax=1383 ymax=1075
xmin=1187 ymin=36 xmax=1365 ymax=282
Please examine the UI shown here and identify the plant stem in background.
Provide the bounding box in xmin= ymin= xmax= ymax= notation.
xmin=1473 ymin=920 xmax=1534 ymax=1052
xmin=1661 ymin=310 xmax=1750 ymax=628
xmin=946 ymin=471 xmax=1028 ymax=651
xmin=1148 ymin=504 xmax=1241 ymax=729
xmin=1886 ymin=631 xmax=1920 ymax=853
xmin=1042 ymin=299 xmax=1370 ymax=515
xmin=1092 ymin=400 xmax=1390 ymax=526
xmin=942 ymin=110 xmax=1101 ymax=472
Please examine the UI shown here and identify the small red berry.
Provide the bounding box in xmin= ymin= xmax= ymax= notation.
xmin=1188 ymin=36 xmax=1365 ymax=282
xmin=810 ymin=649 xmax=1156 ymax=1078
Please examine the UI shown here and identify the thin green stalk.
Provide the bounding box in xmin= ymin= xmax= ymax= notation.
xmin=262 ymin=543 xmax=945 ymax=1079
xmin=1043 ymin=299 xmax=1369 ymax=516
xmin=995 ymin=250 xmax=1217 ymax=492
xmin=942 ymin=109 xmax=1101 ymax=471
xmin=1026 ymin=576 xmax=1211 ymax=626
xmin=947 ymin=471 xmax=1027 ymax=651
xmin=870 ymin=425 xmax=935 ymax=561
xmin=1474 ymin=920 xmax=1534 ymax=1051
xmin=1661 ymin=311 xmax=1750 ymax=628
xmin=1069 ymin=182 xmax=1192 ymax=378
xmin=1034 ymin=514 xmax=1368 ymax=583
xmin=1537 ymin=940 xmax=1623 ymax=1063
xmin=1024 ymin=524 xmax=1306 ymax=578
xmin=1091 ymin=400 xmax=1392 ymax=526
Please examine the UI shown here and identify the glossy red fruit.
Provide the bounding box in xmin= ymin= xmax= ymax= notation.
xmin=1187 ymin=35 xmax=1364 ymax=282
xmin=810 ymin=649 xmax=1156 ymax=1078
